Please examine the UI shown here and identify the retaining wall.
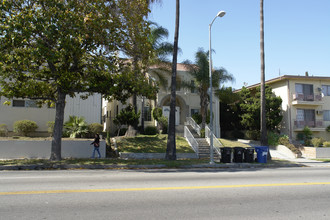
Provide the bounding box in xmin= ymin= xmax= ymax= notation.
xmin=0 ymin=140 xmax=105 ymax=159
xmin=301 ymin=146 xmax=330 ymax=159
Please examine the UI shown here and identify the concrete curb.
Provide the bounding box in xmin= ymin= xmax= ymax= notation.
xmin=0 ymin=162 xmax=304 ymax=171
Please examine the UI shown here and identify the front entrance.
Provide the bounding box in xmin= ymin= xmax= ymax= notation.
xmin=162 ymin=106 xmax=180 ymax=125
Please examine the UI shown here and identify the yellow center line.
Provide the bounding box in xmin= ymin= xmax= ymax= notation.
xmin=1 ymin=182 xmax=330 ymax=195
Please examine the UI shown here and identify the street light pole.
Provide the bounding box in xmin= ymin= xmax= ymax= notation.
xmin=209 ymin=10 xmax=225 ymax=164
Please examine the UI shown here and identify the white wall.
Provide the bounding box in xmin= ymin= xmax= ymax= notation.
xmin=0 ymin=140 xmax=106 ymax=159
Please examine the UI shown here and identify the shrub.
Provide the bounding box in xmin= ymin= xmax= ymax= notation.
xmin=64 ymin=116 xmax=89 ymax=138
xmin=144 ymin=126 xmax=158 ymax=135
xmin=324 ymin=141 xmax=330 ymax=148
xmin=0 ymin=124 xmax=8 ymax=137
xmin=286 ymin=143 xmax=301 ymax=155
xmin=157 ymin=116 xmax=168 ymax=134
xmin=200 ymin=129 xmax=205 ymax=138
xmin=47 ymin=121 xmax=55 ymax=134
xmin=88 ymin=123 xmax=103 ymax=135
xmin=327 ymin=125 xmax=330 ymax=133
xmin=268 ymin=131 xmax=280 ymax=146
xmin=13 ymin=120 xmax=38 ymax=136
xmin=231 ymin=130 xmax=244 ymax=139
xmin=245 ymin=130 xmax=260 ymax=141
xmin=302 ymin=126 xmax=313 ymax=145
xmin=152 ymin=107 xmax=163 ymax=121
xmin=192 ymin=113 xmax=202 ymax=125
xmin=311 ymin=137 xmax=324 ymax=148
xmin=278 ymin=135 xmax=290 ymax=146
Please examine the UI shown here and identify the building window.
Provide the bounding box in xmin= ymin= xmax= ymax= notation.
xmin=12 ymin=99 xmax=38 ymax=108
xmin=324 ymin=110 xmax=330 ymax=121
xmin=12 ymin=100 xmax=25 ymax=107
xmin=322 ymin=85 xmax=330 ymax=96
xmin=295 ymin=84 xmax=314 ymax=101
xmin=144 ymin=106 xmax=152 ymax=121
xmin=191 ymin=109 xmax=200 ymax=116
xmin=25 ymin=100 xmax=38 ymax=108
xmin=296 ymin=109 xmax=315 ymax=127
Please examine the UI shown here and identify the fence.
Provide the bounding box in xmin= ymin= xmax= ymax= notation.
xmin=184 ymin=126 xmax=199 ymax=156
xmin=205 ymin=125 xmax=222 ymax=157
xmin=186 ymin=117 xmax=201 ymax=136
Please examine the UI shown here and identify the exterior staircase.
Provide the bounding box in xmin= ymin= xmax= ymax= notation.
xmin=185 ymin=125 xmax=220 ymax=161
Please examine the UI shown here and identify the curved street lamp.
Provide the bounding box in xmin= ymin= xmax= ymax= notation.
xmin=209 ymin=10 xmax=226 ymax=164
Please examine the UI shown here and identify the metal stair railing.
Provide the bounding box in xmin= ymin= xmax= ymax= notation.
xmin=205 ymin=125 xmax=222 ymax=157
xmin=186 ymin=117 xmax=201 ymax=136
xmin=184 ymin=126 xmax=199 ymax=156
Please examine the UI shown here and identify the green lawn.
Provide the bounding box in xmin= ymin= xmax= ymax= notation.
xmin=115 ymin=134 xmax=194 ymax=153
xmin=219 ymin=139 xmax=251 ymax=148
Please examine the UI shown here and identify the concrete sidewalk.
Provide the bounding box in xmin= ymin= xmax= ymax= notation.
xmin=270 ymin=148 xmax=330 ymax=167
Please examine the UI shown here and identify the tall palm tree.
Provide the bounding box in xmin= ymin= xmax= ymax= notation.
xmin=182 ymin=48 xmax=234 ymax=130
xmin=141 ymin=23 xmax=174 ymax=131
xmin=166 ymin=0 xmax=180 ymax=160
xmin=260 ymin=0 xmax=268 ymax=146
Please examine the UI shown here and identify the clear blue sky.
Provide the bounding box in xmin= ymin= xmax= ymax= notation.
xmin=149 ymin=0 xmax=330 ymax=89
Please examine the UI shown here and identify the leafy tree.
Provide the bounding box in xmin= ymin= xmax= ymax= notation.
xmin=182 ymin=48 xmax=234 ymax=130
xmin=239 ymin=85 xmax=282 ymax=132
xmin=215 ymin=87 xmax=242 ymax=137
xmin=0 ymin=1 xmax=156 ymax=160
xmin=113 ymin=105 xmax=140 ymax=137
xmin=166 ymin=0 xmax=180 ymax=160
xmin=64 ymin=116 xmax=89 ymax=138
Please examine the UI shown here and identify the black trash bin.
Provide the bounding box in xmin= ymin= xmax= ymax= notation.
xmin=244 ymin=148 xmax=255 ymax=163
xmin=233 ymin=147 xmax=244 ymax=163
xmin=220 ymin=147 xmax=232 ymax=163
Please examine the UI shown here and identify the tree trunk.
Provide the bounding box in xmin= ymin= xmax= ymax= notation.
xmin=260 ymin=0 xmax=268 ymax=147
xmin=166 ymin=0 xmax=180 ymax=160
xmin=50 ymin=91 xmax=66 ymax=161
xmin=200 ymin=91 xmax=207 ymax=130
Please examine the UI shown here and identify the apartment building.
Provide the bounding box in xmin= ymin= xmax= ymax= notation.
xmin=246 ymin=75 xmax=330 ymax=140
xmin=102 ymin=63 xmax=221 ymax=136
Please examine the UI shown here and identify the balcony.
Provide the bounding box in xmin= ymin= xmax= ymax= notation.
xmin=294 ymin=120 xmax=325 ymax=131
xmin=292 ymin=93 xmax=323 ymax=106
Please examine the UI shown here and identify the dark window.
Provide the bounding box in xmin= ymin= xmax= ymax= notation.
xmin=12 ymin=100 xmax=25 ymax=107
xmin=191 ymin=109 xmax=199 ymax=116
xmin=144 ymin=106 xmax=152 ymax=121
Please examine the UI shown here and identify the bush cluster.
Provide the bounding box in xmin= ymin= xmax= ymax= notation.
xmin=324 ymin=141 xmax=330 ymax=148
xmin=144 ymin=126 xmax=158 ymax=135
xmin=0 ymin=124 xmax=8 ymax=137
xmin=278 ymin=135 xmax=301 ymax=155
xmin=311 ymin=137 xmax=324 ymax=148
xmin=245 ymin=130 xmax=260 ymax=141
xmin=13 ymin=120 xmax=38 ymax=136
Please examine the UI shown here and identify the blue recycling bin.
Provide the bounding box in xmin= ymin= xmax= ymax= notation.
xmin=255 ymin=146 xmax=268 ymax=163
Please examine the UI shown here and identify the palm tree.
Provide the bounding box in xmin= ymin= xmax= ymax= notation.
xmin=182 ymin=48 xmax=234 ymax=130
xmin=260 ymin=0 xmax=268 ymax=146
xmin=141 ymin=23 xmax=174 ymax=131
xmin=165 ymin=0 xmax=180 ymax=160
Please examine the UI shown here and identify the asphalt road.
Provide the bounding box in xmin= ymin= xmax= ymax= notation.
xmin=1 ymin=167 xmax=330 ymax=220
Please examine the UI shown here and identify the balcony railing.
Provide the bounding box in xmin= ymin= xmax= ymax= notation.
xmin=292 ymin=93 xmax=322 ymax=102
xmin=294 ymin=120 xmax=324 ymax=129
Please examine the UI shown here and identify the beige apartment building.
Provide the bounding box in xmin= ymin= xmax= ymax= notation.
xmin=103 ymin=63 xmax=221 ymax=136
xmin=246 ymin=75 xmax=330 ymax=141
